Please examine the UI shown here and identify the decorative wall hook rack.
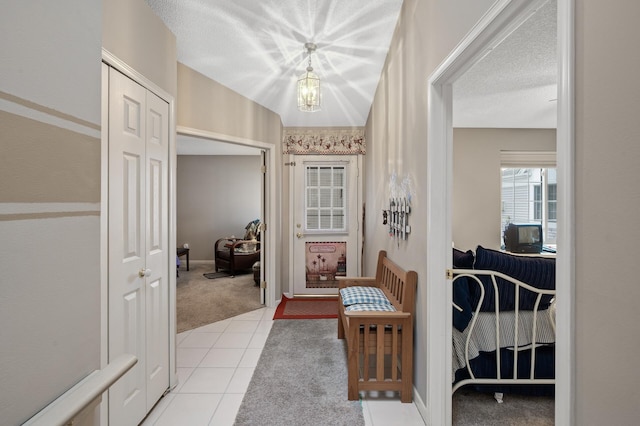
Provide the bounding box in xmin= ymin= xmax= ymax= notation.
xmin=385 ymin=197 xmax=411 ymax=243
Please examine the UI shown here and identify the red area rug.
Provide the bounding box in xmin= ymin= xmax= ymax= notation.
xmin=273 ymin=295 xmax=338 ymax=319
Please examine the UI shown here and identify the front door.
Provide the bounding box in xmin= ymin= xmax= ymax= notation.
xmin=292 ymin=155 xmax=361 ymax=295
xmin=107 ymin=66 xmax=170 ymax=425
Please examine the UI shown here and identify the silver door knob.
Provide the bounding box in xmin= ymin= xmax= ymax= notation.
xmin=139 ymin=268 xmax=151 ymax=278
xmin=296 ymin=232 xmax=304 ymax=239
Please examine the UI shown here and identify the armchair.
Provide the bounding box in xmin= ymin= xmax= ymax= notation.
xmin=214 ymin=220 xmax=261 ymax=276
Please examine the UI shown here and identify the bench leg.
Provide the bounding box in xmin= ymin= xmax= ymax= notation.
xmin=347 ymin=325 xmax=360 ymax=400
xmin=400 ymin=384 xmax=413 ymax=403
xmin=347 ymin=364 xmax=359 ymax=400
xmin=400 ymin=324 xmax=413 ymax=403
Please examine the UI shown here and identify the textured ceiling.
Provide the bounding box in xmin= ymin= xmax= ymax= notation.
xmin=149 ymin=0 xmax=557 ymax=155
xmin=453 ymin=0 xmax=557 ymax=128
xmin=146 ymin=0 xmax=404 ymax=128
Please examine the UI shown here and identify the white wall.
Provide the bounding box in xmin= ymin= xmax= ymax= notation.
xmin=452 ymin=128 xmax=556 ymax=251
xmin=177 ymin=155 xmax=261 ymax=260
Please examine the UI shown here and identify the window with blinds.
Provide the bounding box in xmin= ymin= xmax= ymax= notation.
xmin=501 ymin=167 xmax=557 ymax=245
xmin=305 ymin=165 xmax=346 ymax=232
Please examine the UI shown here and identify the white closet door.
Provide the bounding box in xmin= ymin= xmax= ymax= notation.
xmin=108 ymin=67 xmax=169 ymax=426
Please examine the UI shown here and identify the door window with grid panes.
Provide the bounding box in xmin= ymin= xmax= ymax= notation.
xmin=305 ymin=165 xmax=346 ymax=232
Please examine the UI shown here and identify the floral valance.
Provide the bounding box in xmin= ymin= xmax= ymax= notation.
xmin=283 ymin=127 xmax=366 ymax=155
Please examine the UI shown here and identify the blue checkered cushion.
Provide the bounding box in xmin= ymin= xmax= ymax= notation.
xmin=340 ymin=286 xmax=391 ymax=306
xmin=345 ymin=303 xmax=397 ymax=312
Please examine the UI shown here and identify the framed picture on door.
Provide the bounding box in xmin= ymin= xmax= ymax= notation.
xmin=304 ymin=242 xmax=347 ymax=288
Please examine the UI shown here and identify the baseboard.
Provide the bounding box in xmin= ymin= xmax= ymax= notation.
xmin=413 ymin=386 xmax=428 ymax=425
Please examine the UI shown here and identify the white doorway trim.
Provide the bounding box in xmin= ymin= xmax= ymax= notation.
xmin=176 ymin=125 xmax=278 ymax=309
xmin=425 ymin=0 xmax=575 ymax=424
xmin=101 ymin=49 xmax=178 ymax=424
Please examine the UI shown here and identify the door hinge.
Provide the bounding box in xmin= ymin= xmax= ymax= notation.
xmin=259 ymin=222 xmax=267 ymax=232
xmin=446 ymin=269 xmax=454 ymax=280
xmin=261 ymin=165 xmax=267 ymax=173
xmin=260 ymin=281 xmax=267 ymax=289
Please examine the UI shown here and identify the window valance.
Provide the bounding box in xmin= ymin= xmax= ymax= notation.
xmin=283 ymin=127 xmax=365 ymax=155
xmin=500 ymin=151 xmax=556 ymax=167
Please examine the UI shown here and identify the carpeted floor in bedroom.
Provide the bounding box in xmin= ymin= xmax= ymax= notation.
xmin=176 ymin=261 xmax=263 ymax=333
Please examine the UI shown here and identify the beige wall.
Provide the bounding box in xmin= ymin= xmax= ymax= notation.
xmin=0 ymin=2 xmax=102 ymax=425
xmin=1 ymin=1 xmax=177 ymax=424
xmin=177 ymin=155 xmax=261 ymax=261
xmin=368 ymin=0 xmax=640 ymax=422
xmin=365 ymin=0 xmax=497 ymax=406
xmin=176 ymin=63 xmax=285 ymax=299
xmin=574 ymin=1 xmax=640 ymax=423
xmin=103 ymin=0 xmax=177 ymax=97
xmin=177 ymin=63 xmax=282 ymax=143
xmin=452 ymin=128 xmax=556 ymax=251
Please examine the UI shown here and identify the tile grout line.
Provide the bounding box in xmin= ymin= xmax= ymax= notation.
xmin=210 ymin=309 xmax=268 ymax=424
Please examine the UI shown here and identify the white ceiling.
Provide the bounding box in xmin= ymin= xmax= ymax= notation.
xmin=148 ymin=0 xmax=557 ymax=156
xmin=146 ymin=0 xmax=403 ymax=128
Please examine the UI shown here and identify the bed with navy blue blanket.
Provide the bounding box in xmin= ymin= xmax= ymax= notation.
xmin=451 ymin=246 xmax=556 ymax=396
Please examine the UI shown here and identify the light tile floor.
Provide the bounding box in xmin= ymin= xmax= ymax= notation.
xmin=141 ymin=307 xmax=425 ymax=425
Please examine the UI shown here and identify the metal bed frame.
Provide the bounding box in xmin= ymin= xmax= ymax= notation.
xmin=451 ymin=269 xmax=556 ymax=396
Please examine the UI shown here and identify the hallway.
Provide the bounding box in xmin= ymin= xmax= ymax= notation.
xmin=141 ymin=307 xmax=425 ymax=425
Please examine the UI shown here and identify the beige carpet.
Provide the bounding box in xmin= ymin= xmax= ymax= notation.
xmin=176 ymin=261 xmax=263 ymax=333
xmin=453 ymin=386 xmax=554 ymax=425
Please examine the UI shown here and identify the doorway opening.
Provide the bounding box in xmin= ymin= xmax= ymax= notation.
xmin=425 ymin=0 xmax=574 ymax=424
xmin=175 ymin=133 xmax=266 ymax=332
xmin=177 ymin=127 xmax=277 ymax=312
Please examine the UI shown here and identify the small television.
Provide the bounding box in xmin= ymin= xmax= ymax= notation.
xmin=504 ymin=223 xmax=543 ymax=253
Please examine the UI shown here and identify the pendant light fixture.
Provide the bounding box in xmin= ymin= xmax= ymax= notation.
xmin=297 ymin=42 xmax=321 ymax=112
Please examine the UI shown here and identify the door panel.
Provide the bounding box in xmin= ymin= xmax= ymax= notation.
xmin=292 ymin=155 xmax=360 ymax=295
xmin=147 ymin=278 xmax=166 ymax=382
xmin=123 ymin=153 xmax=141 ymax=257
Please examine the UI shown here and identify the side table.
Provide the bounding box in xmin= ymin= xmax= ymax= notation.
xmin=176 ymin=247 xmax=190 ymax=271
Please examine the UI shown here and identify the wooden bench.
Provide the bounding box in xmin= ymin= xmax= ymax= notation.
xmin=337 ymin=250 xmax=417 ymax=403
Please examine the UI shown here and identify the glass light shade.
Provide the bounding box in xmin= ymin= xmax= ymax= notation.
xmin=297 ymin=69 xmax=321 ymax=112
